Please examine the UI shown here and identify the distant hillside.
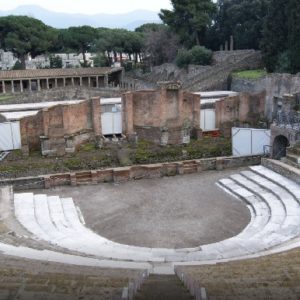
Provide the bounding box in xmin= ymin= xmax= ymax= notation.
xmin=0 ymin=5 xmax=161 ymax=30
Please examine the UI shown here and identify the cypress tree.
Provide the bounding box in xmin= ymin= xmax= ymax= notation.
xmin=287 ymin=0 xmax=300 ymax=73
xmin=261 ymin=0 xmax=288 ymax=72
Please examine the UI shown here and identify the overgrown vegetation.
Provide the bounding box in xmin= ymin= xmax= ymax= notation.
xmin=131 ymin=137 xmax=231 ymax=165
xmin=0 ymin=138 xmax=231 ymax=178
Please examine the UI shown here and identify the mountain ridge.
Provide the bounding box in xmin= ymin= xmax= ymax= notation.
xmin=0 ymin=5 xmax=162 ymax=30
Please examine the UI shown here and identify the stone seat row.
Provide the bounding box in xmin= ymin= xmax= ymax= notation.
xmin=0 ymin=266 xmax=133 ymax=300
xmin=177 ymin=246 xmax=300 ymax=300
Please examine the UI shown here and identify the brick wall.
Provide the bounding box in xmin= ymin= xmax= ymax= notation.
xmin=215 ymin=91 xmax=266 ymax=136
xmin=122 ymin=83 xmax=201 ymax=145
xmin=20 ymin=98 xmax=102 ymax=155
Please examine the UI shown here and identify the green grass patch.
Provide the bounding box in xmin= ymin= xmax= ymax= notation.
xmin=0 ymin=95 xmax=15 ymax=102
xmin=232 ymin=69 xmax=267 ymax=80
xmin=79 ymin=143 xmax=97 ymax=152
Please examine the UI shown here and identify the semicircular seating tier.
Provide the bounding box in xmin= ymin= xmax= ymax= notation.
xmin=5 ymin=165 xmax=299 ymax=271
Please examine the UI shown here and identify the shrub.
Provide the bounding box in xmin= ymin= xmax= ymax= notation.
xmin=189 ymin=46 xmax=212 ymax=65
xmin=175 ymin=49 xmax=193 ymax=68
xmin=175 ymin=46 xmax=212 ymax=68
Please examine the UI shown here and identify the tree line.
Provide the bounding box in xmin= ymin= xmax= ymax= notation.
xmin=0 ymin=0 xmax=299 ymax=73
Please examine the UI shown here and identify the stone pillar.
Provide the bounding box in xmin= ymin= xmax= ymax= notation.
xmin=63 ymin=77 xmax=66 ymax=87
xmin=55 ymin=78 xmax=58 ymax=89
xmin=46 ymin=78 xmax=49 ymax=90
xmin=122 ymin=93 xmax=134 ymax=136
xmin=79 ymin=77 xmax=83 ymax=87
xmin=71 ymin=77 xmax=75 ymax=86
xmin=2 ymin=81 xmax=6 ymax=94
xmin=91 ymin=97 xmax=102 ymax=136
xmin=225 ymin=41 xmax=228 ymax=51
xmin=11 ymin=80 xmax=15 ymax=93
xmin=37 ymin=79 xmax=41 ymax=91
xmin=230 ymin=35 xmax=234 ymax=51
xmin=104 ymin=74 xmax=108 ymax=88
xmin=88 ymin=77 xmax=91 ymax=88
xmin=193 ymin=93 xmax=201 ymax=128
xmin=20 ymin=80 xmax=23 ymax=93
xmin=42 ymin=109 xmax=50 ymax=136
xmin=96 ymin=76 xmax=99 ymax=88
xmin=29 ymin=80 xmax=32 ymax=92
xmin=159 ymin=86 xmax=167 ymax=127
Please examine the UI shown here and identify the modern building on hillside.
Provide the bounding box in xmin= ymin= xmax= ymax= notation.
xmin=0 ymin=67 xmax=124 ymax=94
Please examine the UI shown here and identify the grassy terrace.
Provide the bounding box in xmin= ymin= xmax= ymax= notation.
xmin=232 ymin=69 xmax=267 ymax=80
xmin=0 ymin=137 xmax=231 ymax=178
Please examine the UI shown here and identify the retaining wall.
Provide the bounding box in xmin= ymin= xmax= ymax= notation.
xmin=0 ymin=155 xmax=261 ymax=190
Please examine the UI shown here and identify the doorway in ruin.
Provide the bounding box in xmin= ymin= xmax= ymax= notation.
xmin=272 ymin=135 xmax=290 ymax=160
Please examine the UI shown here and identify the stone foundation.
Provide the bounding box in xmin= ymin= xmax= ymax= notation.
xmin=0 ymin=155 xmax=261 ymax=190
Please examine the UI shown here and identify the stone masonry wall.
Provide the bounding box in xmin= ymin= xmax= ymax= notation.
xmin=231 ymin=73 xmax=300 ymax=121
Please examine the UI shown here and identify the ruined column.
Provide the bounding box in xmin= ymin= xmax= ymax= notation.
xmin=55 ymin=78 xmax=58 ymax=89
xmin=230 ymin=35 xmax=234 ymax=51
xmin=46 ymin=78 xmax=49 ymax=90
xmin=91 ymin=97 xmax=102 ymax=136
xmin=37 ymin=79 xmax=41 ymax=91
xmin=104 ymin=74 xmax=108 ymax=88
xmin=11 ymin=80 xmax=15 ymax=93
xmin=29 ymin=80 xmax=32 ymax=92
xmin=2 ymin=81 xmax=6 ymax=94
xmin=79 ymin=77 xmax=83 ymax=87
xmin=63 ymin=77 xmax=66 ymax=87
xmin=88 ymin=77 xmax=91 ymax=88
xmin=96 ymin=76 xmax=99 ymax=88
xmin=71 ymin=77 xmax=75 ymax=87
xmin=20 ymin=80 xmax=23 ymax=93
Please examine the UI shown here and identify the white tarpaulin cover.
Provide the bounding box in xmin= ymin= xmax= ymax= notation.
xmin=232 ymin=127 xmax=271 ymax=156
xmin=200 ymin=109 xmax=216 ymax=131
xmin=101 ymin=104 xmax=122 ymax=135
xmin=0 ymin=122 xmax=21 ymax=151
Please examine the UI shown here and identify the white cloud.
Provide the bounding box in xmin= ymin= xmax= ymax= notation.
xmin=0 ymin=0 xmax=172 ymax=14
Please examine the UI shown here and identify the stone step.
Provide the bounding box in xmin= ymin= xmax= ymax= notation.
xmin=287 ymin=146 xmax=300 ymax=156
xmin=260 ymin=158 xmax=300 ymax=184
xmin=250 ymin=164 xmax=300 ymax=198
xmin=240 ymin=171 xmax=300 ymax=216
xmin=14 ymin=193 xmax=181 ymax=262
xmin=230 ymin=173 xmax=285 ymax=217
xmin=286 ymin=152 xmax=300 ymax=166
xmin=135 ymin=275 xmax=193 ymax=300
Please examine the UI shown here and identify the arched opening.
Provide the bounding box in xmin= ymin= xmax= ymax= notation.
xmin=273 ymin=135 xmax=290 ymax=160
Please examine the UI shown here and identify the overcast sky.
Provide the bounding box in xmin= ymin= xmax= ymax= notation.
xmin=0 ymin=0 xmax=172 ymax=14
